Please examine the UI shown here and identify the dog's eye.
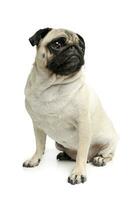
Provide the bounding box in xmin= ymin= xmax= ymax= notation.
xmin=54 ymin=41 xmax=63 ymax=48
xmin=54 ymin=38 xmax=66 ymax=49
xmin=50 ymin=37 xmax=66 ymax=50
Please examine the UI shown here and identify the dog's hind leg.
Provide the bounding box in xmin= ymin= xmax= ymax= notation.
xmin=23 ymin=126 xmax=46 ymax=167
xmin=91 ymin=143 xmax=116 ymax=167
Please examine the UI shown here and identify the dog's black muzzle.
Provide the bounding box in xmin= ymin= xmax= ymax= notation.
xmin=47 ymin=44 xmax=84 ymax=76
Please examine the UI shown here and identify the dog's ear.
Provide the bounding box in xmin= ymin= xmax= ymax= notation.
xmin=29 ymin=28 xmax=52 ymax=46
xmin=76 ymin=33 xmax=85 ymax=52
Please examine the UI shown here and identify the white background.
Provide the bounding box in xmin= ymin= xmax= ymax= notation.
xmin=0 ymin=0 xmax=136 ymax=199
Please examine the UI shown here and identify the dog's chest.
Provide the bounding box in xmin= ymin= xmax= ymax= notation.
xmin=25 ymin=78 xmax=80 ymax=149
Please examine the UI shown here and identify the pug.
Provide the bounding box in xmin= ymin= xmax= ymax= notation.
xmin=23 ymin=28 xmax=118 ymax=185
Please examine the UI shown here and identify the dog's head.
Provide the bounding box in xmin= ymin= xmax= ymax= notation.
xmin=29 ymin=28 xmax=85 ymax=76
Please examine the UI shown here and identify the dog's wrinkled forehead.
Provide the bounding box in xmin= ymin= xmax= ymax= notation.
xmin=41 ymin=29 xmax=79 ymax=46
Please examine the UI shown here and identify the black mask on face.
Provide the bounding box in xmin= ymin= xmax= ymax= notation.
xmin=47 ymin=35 xmax=85 ymax=76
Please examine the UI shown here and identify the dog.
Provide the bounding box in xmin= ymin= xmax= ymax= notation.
xmin=23 ymin=28 xmax=118 ymax=185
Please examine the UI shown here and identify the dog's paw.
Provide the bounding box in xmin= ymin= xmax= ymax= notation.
xmin=92 ymin=155 xmax=106 ymax=167
xmin=68 ymin=167 xmax=87 ymax=185
xmin=68 ymin=174 xmax=87 ymax=185
xmin=57 ymin=152 xmax=74 ymax=161
xmin=23 ymin=158 xmax=41 ymax=168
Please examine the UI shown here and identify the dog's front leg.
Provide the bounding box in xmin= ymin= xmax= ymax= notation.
xmin=23 ymin=125 xmax=46 ymax=168
xmin=68 ymin=112 xmax=92 ymax=185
